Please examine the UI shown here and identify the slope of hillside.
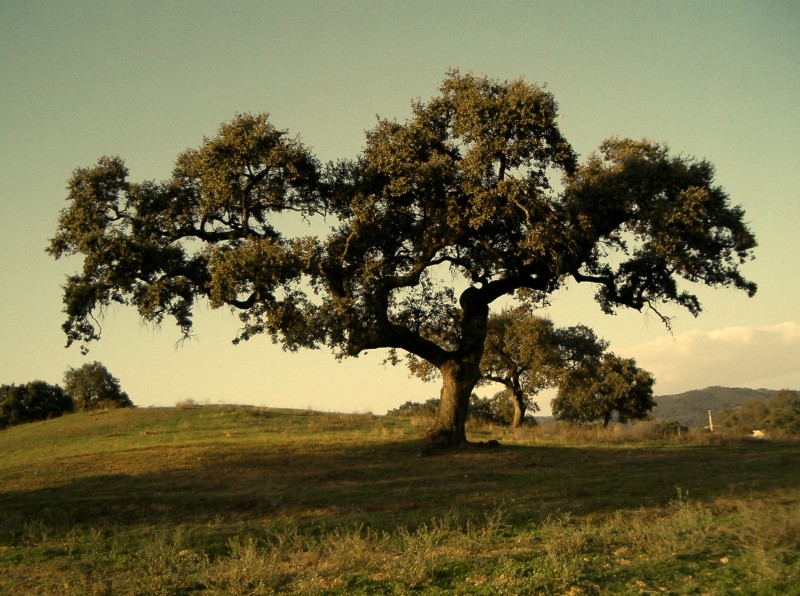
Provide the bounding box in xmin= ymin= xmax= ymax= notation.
xmin=1 ymin=405 xmax=799 ymax=594
xmin=652 ymin=386 xmax=789 ymax=427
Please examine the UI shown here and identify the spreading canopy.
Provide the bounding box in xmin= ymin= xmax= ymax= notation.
xmin=49 ymin=71 xmax=756 ymax=445
xmin=48 ymin=114 xmax=322 ymax=352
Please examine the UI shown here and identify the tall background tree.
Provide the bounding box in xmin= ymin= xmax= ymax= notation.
xmin=49 ymin=72 xmax=756 ymax=446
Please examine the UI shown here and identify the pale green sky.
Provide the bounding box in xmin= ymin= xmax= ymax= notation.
xmin=1 ymin=1 xmax=798 ymax=413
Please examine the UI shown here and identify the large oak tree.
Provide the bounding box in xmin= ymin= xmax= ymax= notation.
xmin=49 ymin=72 xmax=756 ymax=446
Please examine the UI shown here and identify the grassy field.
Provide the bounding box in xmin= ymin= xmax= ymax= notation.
xmin=1 ymin=406 xmax=798 ymax=594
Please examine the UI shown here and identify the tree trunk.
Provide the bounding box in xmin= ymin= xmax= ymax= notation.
xmin=511 ymin=388 xmax=526 ymax=428
xmin=427 ymin=358 xmax=482 ymax=447
xmin=425 ymin=286 xmax=488 ymax=448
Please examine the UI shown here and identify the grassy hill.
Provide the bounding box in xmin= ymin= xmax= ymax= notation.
xmin=1 ymin=406 xmax=799 ymax=594
xmin=652 ymin=386 xmax=796 ymax=427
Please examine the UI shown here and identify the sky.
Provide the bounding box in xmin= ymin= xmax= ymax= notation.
xmin=1 ymin=1 xmax=798 ymax=415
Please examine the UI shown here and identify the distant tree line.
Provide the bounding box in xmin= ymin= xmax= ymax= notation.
xmin=717 ymin=389 xmax=800 ymax=436
xmin=0 ymin=381 xmax=73 ymax=430
xmin=652 ymin=386 xmax=795 ymax=428
xmin=389 ymin=393 xmax=525 ymax=426
xmin=0 ymin=362 xmax=132 ymax=430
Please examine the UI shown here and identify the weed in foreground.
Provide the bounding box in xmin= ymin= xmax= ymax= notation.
xmin=2 ymin=496 xmax=798 ymax=594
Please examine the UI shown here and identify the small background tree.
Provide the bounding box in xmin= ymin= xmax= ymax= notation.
xmin=0 ymin=381 xmax=74 ymax=429
xmin=480 ymin=305 xmax=609 ymax=427
xmin=552 ymin=354 xmax=655 ymax=426
xmin=63 ymin=362 xmax=133 ymax=411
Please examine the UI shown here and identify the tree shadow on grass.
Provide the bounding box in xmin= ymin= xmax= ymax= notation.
xmin=2 ymin=439 xmax=799 ymax=538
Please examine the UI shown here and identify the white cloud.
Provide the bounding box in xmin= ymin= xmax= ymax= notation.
xmin=623 ymin=322 xmax=800 ymax=394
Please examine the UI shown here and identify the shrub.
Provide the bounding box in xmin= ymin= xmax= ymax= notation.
xmin=387 ymin=398 xmax=439 ymax=418
xmin=652 ymin=420 xmax=689 ymax=437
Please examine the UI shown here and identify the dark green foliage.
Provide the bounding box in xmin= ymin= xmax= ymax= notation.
xmin=466 ymin=393 xmax=509 ymax=425
xmin=552 ymin=354 xmax=655 ymax=426
xmin=717 ymin=389 xmax=800 ymax=435
xmin=63 ymin=361 xmax=133 ymax=410
xmin=0 ymin=381 xmax=73 ymax=429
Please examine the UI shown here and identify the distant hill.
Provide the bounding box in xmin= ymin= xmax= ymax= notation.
xmin=652 ymin=386 xmax=795 ymax=428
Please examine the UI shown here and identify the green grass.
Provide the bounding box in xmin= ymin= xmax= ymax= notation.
xmin=1 ymin=406 xmax=798 ymax=594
